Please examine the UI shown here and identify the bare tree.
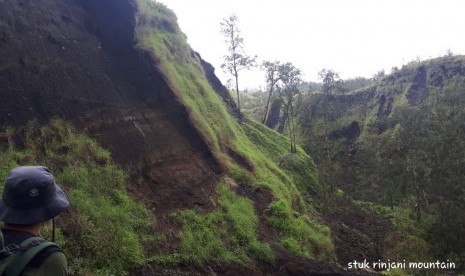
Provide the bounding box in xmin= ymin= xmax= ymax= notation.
xmin=220 ymin=15 xmax=256 ymax=122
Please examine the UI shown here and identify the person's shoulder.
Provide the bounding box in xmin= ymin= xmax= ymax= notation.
xmin=31 ymin=242 xmax=60 ymax=263
xmin=22 ymin=251 xmax=70 ymax=276
xmin=41 ymin=250 xmax=67 ymax=266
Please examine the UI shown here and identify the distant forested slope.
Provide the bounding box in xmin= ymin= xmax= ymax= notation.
xmin=300 ymin=55 xmax=465 ymax=267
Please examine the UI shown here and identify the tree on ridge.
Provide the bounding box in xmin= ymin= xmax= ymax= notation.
xmin=220 ymin=14 xmax=256 ymax=122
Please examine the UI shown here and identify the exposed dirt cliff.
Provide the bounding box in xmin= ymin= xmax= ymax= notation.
xmin=0 ymin=0 xmax=222 ymax=216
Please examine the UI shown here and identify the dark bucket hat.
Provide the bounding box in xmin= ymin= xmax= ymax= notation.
xmin=0 ymin=166 xmax=69 ymax=225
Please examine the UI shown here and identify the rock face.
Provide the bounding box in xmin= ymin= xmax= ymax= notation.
xmin=0 ymin=0 xmax=222 ymax=212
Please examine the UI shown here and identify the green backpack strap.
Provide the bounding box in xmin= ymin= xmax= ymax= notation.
xmin=0 ymin=232 xmax=58 ymax=276
xmin=0 ymin=230 xmax=10 ymax=275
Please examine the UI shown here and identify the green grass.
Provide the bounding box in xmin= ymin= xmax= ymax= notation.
xmin=133 ymin=0 xmax=336 ymax=267
xmin=0 ymin=119 xmax=152 ymax=275
xmin=266 ymin=199 xmax=334 ymax=261
xmin=150 ymin=182 xmax=274 ymax=267
xmin=241 ymin=120 xmax=323 ymax=206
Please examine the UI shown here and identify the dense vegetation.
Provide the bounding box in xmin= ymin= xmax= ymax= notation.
xmin=237 ymin=54 xmax=465 ymax=274
xmin=300 ymin=56 xmax=465 ymax=272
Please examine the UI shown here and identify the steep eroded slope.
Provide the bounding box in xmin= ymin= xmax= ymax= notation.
xmin=0 ymin=0 xmax=221 ymax=214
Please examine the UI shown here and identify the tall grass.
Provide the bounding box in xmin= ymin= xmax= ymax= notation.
xmin=0 ymin=119 xmax=152 ymax=275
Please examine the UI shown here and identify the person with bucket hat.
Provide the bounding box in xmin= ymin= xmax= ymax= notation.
xmin=0 ymin=166 xmax=70 ymax=275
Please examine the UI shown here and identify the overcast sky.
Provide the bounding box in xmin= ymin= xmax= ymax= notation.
xmin=157 ymin=0 xmax=465 ymax=90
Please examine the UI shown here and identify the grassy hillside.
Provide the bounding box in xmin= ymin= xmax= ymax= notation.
xmin=0 ymin=1 xmax=337 ymax=274
xmin=133 ymin=0 xmax=334 ymax=267
xmin=300 ymin=55 xmax=465 ymax=272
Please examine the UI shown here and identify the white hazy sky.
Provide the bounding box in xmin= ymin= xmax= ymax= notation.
xmin=157 ymin=0 xmax=465 ymax=90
